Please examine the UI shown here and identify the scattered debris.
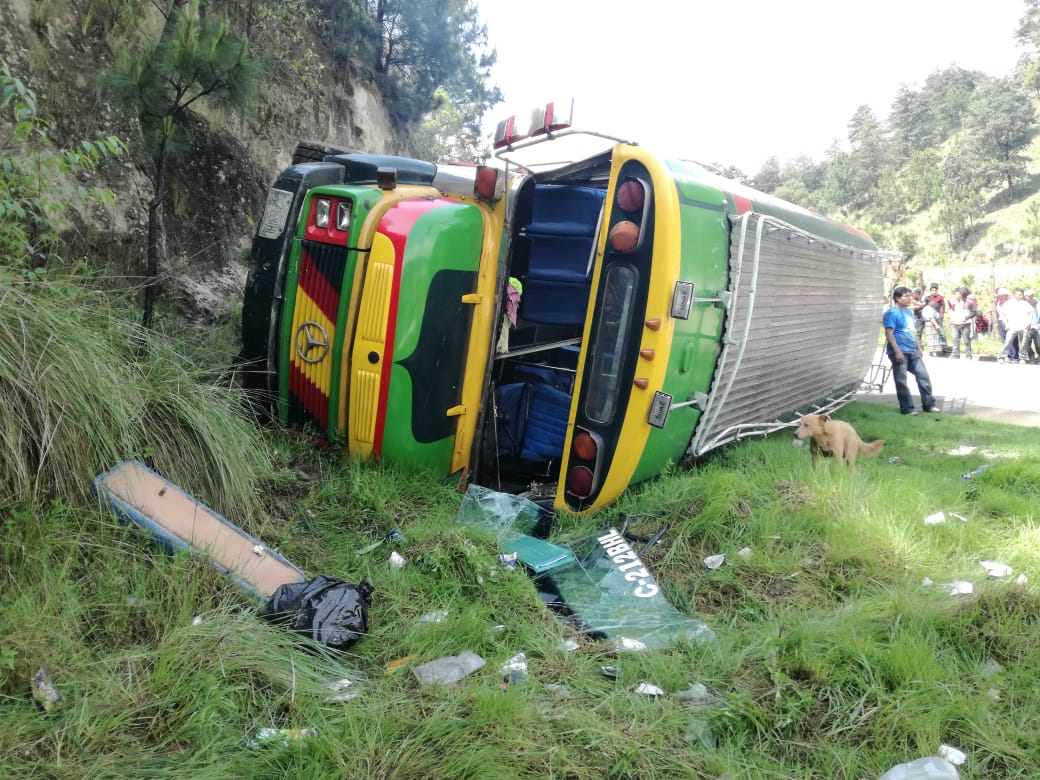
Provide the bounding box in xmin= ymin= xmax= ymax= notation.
xmin=947 ymin=581 xmax=974 ymax=596
xmin=947 ymin=445 xmax=976 ymax=456
xmin=980 ymin=560 xmax=1013 ymax=578
xmin=949 ymin=513 xmax=968 ymax=523
xmin=499 ymin=552 xmax=518 ymax=569
xmin=703 ymin=554 xmax=726 ymax=569
xmin=416 ymin=610 xmax=448 ymax=625
xmin=386 ymin=529 xmax=407 ymax=545
xmin=736 ymin=547 xmax=753 ymax=560
xmin=878 ymin=756 xmax=959 ymax=780
xmin=388 ymin=551 xmax=407 ymax=569
xmin=615 ymin=636 xmax=649 ymax=652
xmin=249 ymin=727 xmax=317 ymax=749
xmin=961 ymin=464 xmax=991 ymax=480
xmin=674 ymin=683 xmax=716 ymax=707
xmin=412 ymin=651 xmax=486 ymax=686
xmin=500 ymin=653 xmax=528 ymax=685
xmin=324 ymin=678 xmax=359 ymax=703
xmin=1015 ymin=573 xmax=1028 ymax=585
xmin=683 ymin=718 xmax=715 ymax=748
xmin=634 ymin=682 xmax=664 ymax=696
xmin=923 ymin=511 xmax=946 ymax=525
xmin=888 ymin=456 xmax=902 ymax=463
xmin=600 ymin=666 xmax=619 ymax=679
xmin=938 ymin=745 xmax=967 ymax=766
xmin=921 ymin=577 xmax=933 ymax=587
xmin=31 ymin=668 xmax=61 ymax=712
xmin=252 ymin=544 xmax=265 ymax=557
xmin=384 ymin=655 xmax=415 ymax=675
xmin=558 ymin=638 xmax=580 ymax=652
xmin=265 ymin=576 xmax=374 ymax=653
xmin=192 ymin=616 xmax=203 ymax=626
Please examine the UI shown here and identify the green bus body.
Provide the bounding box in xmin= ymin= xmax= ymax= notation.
xmin=240 ymin=139 xmax=884 ymax=513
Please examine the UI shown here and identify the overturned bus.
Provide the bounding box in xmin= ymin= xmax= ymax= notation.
xmin=239 ymin=104 xmax=884 ymax=514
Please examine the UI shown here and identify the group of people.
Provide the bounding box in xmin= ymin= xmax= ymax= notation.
xmin=992 ymin=286 xmax=1040 ymax=364
xmin=883 ymin=282 xmax=1040 ymax=415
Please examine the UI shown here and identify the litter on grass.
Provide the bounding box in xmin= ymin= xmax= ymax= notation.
xmin=703 ymin=554 xmax=726 ymax=569
xmin=878 ymin=756 xmax=959 ymax=780
xmin=324 ymin=678 xmax=359 ymax=703
xmin=412 ymin=651 xmax=485 ymax=685
xmin=500 ymin=653 xmax=528 ymax=684
xmin=31 ymin=668 xmax=60 ymax=712
xmin=264 ymin=576 xmax=374 ymax=653
xmin=634 ymin=682 xmax=664 ymax=696
xmin=416 ymin=610 xmax=448 ymax=624
xmin=674 ymin=683 xmax=716 ymax=707
xmin=454 ymin=487 xmax=715 ymax=650
xmin=923 ymin=511 xmax=946 ymax=525
xmin=939 ymin=745 xmax=967 ymax=766
xmin=388 ymin=551 xmax=407 ymax=569
xmin=980 ymin=560 xmax=1013 ymax=578
xmin=947 ymin=581 xmax=974 ymax=596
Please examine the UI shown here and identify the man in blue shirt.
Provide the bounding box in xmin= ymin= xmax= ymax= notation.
xmin=883 ymin=286 xmax=940 ymax=416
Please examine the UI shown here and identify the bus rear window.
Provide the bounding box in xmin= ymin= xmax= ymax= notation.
xmin=584 ymin=264 xmax=637 ymax=424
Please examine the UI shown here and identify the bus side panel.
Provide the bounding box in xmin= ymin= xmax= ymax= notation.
xmin=629 ymin=184 xmax=730 ymax=484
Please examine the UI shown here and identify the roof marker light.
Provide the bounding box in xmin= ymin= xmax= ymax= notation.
xmin=376 ymin=167 xmax=397 ymax=190
xmin=493 ymin=115 xmax=528 ymax=149
xmin=530 ymin=99 xmax=574 ymax=137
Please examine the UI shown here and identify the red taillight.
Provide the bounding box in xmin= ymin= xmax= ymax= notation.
xmin=616 ymin=179 xmax=645 ymax=212
xmin=609 ymin=220 xmax=640 ymax=253
xmin=572 ymin=431 xmax=598 ymax=461
xmin=566 ymin=466 xmax=594 ymax=498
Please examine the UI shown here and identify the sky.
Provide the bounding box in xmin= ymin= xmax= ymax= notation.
xmin=476 ymin=0 xmax=1028 ymax=174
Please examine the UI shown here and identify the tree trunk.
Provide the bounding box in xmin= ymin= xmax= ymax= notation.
xmin=143 ymin=141 xmax=168 ymax=328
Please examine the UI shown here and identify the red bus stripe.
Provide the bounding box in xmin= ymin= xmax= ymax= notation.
xmin=371 ymin=198 xmax=449 ymax=456
xmin=732 ymin=194 xmax=752 ymax=215
xmin=298 ymin=249 xmax=340 ymax=322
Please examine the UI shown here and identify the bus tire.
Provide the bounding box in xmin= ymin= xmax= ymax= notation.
xmin=292 ymin=140 xmax=356 ymax=165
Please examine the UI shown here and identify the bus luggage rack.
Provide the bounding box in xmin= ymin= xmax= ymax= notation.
xmin=863 ymin=362 xmax=891 ymax=393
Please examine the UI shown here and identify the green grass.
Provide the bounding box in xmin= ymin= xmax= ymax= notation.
xmin=3 ymin=404 xmax=1039 ymax=778
xmin=2 ymin=283 xmax=1039 ymax=777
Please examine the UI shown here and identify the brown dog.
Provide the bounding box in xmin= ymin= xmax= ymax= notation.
xmin=794 ymin=413 xmax=884 ymax=467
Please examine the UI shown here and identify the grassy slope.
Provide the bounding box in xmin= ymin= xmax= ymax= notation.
xmin=3 ymin=401 xmax=1038 ymax=779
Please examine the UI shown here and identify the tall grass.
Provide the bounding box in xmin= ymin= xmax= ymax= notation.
xmin=0 ymin=272 xmax=268 ymax=519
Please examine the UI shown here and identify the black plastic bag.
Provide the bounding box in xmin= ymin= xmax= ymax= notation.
xmin=265 ymin=575 xmax=374 ymax=652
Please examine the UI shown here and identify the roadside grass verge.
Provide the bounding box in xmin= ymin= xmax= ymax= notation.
xmin=2 ymin=386 xmax=1038 ymax=776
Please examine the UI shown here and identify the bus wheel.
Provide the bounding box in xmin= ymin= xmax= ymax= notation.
xmin=292 ymin=140 xmax=356 ymax=165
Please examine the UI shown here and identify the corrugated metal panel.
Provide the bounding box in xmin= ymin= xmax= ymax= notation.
xmin=688 ymin=214 xmax=883 ymax=456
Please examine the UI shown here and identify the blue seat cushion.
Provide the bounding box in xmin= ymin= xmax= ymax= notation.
xmin=520 ymin=383 xmax=572 ymax=461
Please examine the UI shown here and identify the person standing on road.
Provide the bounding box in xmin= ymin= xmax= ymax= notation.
xmin=910 ymin=287 xmax=927 ymax=348
xmin=1023 ymin=289 xmax=1040 ymax=363
xmin=995 ymin=287 xmax=1019 ymax=362
xmin=998 ymin=287 xmax=1033 ymax=364
xmin=884 ymin=286 xmax=941 ymax=416
xmin=948 ymin=287 xmax=976 ymax=359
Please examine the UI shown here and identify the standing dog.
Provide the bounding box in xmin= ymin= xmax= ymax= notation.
xmin=794 ymin=413 xmax=884 ymax=467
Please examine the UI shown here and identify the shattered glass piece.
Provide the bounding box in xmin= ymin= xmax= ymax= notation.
xmin=412 ymin=651 xmax=485 ymax=685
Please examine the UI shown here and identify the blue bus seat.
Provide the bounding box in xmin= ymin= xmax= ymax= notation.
xmin=520 ymin=382 xmax=571 ymax=461
xmin=519 ymin=185 xmax=605 ymax=325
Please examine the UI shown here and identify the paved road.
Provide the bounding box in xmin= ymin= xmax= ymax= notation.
xmin=856 ymin=348 xmax=1040 ymax=427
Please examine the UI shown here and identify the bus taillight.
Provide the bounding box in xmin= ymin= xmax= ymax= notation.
xmin=609 ymin=220 xmax=640 ymax=253
xmin=566 ymin=466 xmax=594 ymax=499
xmin=572 ymin=430 xmax=598 ymax=461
